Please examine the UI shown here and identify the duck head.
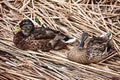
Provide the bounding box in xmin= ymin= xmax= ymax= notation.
xmin=79 ymin=32 xmax=89 ymax=49
xmin=19 ymin=19 xmax=34 ymax=37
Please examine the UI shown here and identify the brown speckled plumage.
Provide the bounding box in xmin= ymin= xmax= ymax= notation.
xmin=13 ymin=19 xmax=69 ymax=52
xmin=68 ymin=32 xmax=114 ymax=64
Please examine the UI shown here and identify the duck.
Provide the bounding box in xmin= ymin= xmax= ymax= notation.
xmin=67 ymin=32 xmax=114 ymax=64
xmin=13 ymin=19 xmax=73 ymax=51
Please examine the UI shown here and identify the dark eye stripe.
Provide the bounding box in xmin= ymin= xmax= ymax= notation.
xmin=22 ymin=25 xmax=32 ymax=29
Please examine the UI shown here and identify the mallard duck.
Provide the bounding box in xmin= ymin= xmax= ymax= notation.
xmin=67 ymin=32 xmax=114 ymax=64
xmin=13 ymin=19 xmax=72 ymax=51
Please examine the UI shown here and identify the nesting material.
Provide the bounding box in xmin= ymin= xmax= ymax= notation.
xmin=0 ymin=0 xmax=120 ymax=79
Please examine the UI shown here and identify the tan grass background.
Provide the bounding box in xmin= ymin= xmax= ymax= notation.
xmin=0 ymin=0 xmax=120 ymax=80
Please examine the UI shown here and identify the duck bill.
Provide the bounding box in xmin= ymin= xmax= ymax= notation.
xmin=12 ymin=27 xmax=21 ymax=34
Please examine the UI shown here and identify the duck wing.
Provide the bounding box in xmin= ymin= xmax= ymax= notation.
xmin=86 ymin=36 xmax=113 ymax=63
xmin=33 ymin=27 xmax=59 ymax=39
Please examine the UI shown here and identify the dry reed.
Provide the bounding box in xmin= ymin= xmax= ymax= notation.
xmin=0 ymin=0 xmax=120 ymax=79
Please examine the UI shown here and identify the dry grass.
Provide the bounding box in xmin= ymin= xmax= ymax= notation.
xmin=0 ymin=0 xmax=120 ymax=79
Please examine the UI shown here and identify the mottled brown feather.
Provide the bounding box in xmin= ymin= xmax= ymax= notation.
xmin=13 ymin=19 xmax=70 ymax=52
xmin=68 ymin=33 xmax=114 ymax=64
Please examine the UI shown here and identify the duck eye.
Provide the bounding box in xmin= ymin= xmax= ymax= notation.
xmin=47 ymin=43 xmax=51 ymax=46
xmin=22 ymin=25 xmax=32 ymax=30
xmin=26 ymin=26 xmax=31 ymax=29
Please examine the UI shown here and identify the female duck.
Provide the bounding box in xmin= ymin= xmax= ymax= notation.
xmin=13 ymin=19 xmax=72 ymax=51
xmin=67 ymin=32 xmax=114 ymax=64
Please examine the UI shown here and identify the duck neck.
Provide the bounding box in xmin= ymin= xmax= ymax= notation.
xmin=79 ymin=40 xmax=84 ymax=48
xmin=79 ymin=32 xmax=88 ymax=48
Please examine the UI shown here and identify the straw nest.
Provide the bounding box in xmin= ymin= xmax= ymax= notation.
xmin=0 ymin=0 xmax=120 ymax=80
